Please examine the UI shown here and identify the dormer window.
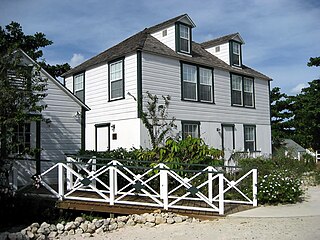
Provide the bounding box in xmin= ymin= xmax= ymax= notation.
xmin=176 ymin=23 xmax=192 ymax=54
xmin=230 ymin=41 xmax=242 ymax=67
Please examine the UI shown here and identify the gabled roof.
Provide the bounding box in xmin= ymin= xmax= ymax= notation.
xmin=201 ymin=33 xmax=245 ymax=48
xmin=62 ymin=15 xmax=270 ymax=81
xmin=18 ymin=49 xmax=90 ymax=111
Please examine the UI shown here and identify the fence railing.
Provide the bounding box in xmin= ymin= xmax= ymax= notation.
xmin=16 ymin=156 xmax=258 ymax=215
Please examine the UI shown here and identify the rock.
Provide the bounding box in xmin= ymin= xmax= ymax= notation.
xmin=0 ymin=232 xmax=9 ymax=240
xmin=134 ymin=215 xmax=146 ymax=224
xmin=146 ymin=215 xmax=156 ymax=223
xmin=75 ymin=217 xmax=84 ymax=224
xmin=95 ymin=227 xmax=104 ymax=235
xmin=145 ymin=222 xmax=156 ymax=227
xmin=64 ymin=222 xmax=75 ymax=231
xmin=173 ymin=216 xmax=183 ymax=223
xmin=68 ymin=229 xmax=75 ymax=235
xmin=37 ymin=227 xmax=50 ymax=235
xmin=117 ymin=216 xmax=128 ymax=223
xmin=80 ymin=223 xmax=88 ymax=233
xmin=155 ymin=216 xmax=166 ymax=225
xmin=153 ymin=209 xmax=161 ymax=214
xmin=30 ymin=223 xmax=40 ymax=229
xmin=73 ymin=221 xmax=80 ymax=228
xmin=186 ymin=218 xmax=193 ymax=223
xmin=117 ymin=221 xmax=125 ymax=228
xmin=48 ymin=231 xmax=58 ymax=239
xmin=166 ymin=217 xmax=175 ymax=224
xmin=94 ymin=219 xmax=104 ymax=229
xmin=126 ymin=218 xmax=135 ymax=226
xmin=87 ymin=223 xmax=96 ymax=234
xmin=40 ymin=222 xmax=50 ymax=229
xmin=8 ymin=233 xmax=17 ymax=240
xmin=36 ymin=234 xmax=46 ymax=240
xmin=56 ymin=223 xmax=64 ymax=232
xmin=92 ymin=219 xmax=98 ymax=223
xmin=108 ymin=223 xmax=118 ymax=231
xmin=109 ymin=218 xmax=117 ymax=225
xmin=81 ymin=233 xmax=92 ymax=238
xmin=27 ymin=231 xmax=34 ymax=239
xmin=49 ymin=224 xmax=57 ymax=231
xmin=75 ymin=229 xmax=84 ymax=235
xmin=103 ymin=218 xmax=111 ymax=226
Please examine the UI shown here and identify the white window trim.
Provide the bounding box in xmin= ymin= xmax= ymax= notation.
xmin=179 ymin=24 xmax=191 ymax=54
xmin=109 ymin=59 xmax=124 ymax=101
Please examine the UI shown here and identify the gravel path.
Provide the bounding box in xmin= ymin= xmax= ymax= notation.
xmin=61 ymin=216 xmax=320 ymax=240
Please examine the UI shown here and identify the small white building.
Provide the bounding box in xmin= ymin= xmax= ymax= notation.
xmin=63 ymin=14 xmax=272 ymax=158
xmin=13 ymin=50 xmax=90 ymax=186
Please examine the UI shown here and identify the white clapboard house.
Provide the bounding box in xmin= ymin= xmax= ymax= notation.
xmin=62 ymin=14 xmax=272 ymax=159
xmin=11 ymin=50 xmax=90 ymax=186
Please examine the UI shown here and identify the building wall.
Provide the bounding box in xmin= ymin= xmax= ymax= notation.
xmin=151 ymin=25 xmax=176 ymax=52
xmin=141 ymin=52 xmax=271 ymax=154
xmin=205 ymin=42 xmax=230 ymax=65
xmin=65 ymin=53 xmax=140 ymax=150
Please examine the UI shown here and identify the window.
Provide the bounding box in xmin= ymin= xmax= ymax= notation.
xmin=199 ymin=68 xmax=213 ymax=102
xmin=231 ymin=74 xmax=254 ymax=107
xmin=182 ymin=121 xmax=200 ymax=139
xmin=109 ymin=59 xmax=124 ymax=101
xmin=12 ymin=123 xmax=31 ymax=154
xmin=230 ymin=41 xmax=241 ymax=67
xmin=74 ymin=73 xmax=84 ymax=102
xmin=176 ymin=23 xmax=191 ymax=54
xmin=162 ymin=29 xmax=167 ymax=37
xmin=181 ymin=63 xmax=214 ymax=103
xmin=244 ymin=125 xmax=256 ymax=152
xmin=182 ymin=64 xmax=197 ymax=100
xmin=215 ymin=46 xmax=220 ymax=52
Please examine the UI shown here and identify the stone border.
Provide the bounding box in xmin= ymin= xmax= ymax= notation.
xmin=1 ymin=212 xmax=200 ymax=240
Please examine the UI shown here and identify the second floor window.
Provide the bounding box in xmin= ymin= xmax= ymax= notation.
xmin=74 ymin=73 xmax=84 ymax=102
xmin=231 ymin=74 xmax=254 ymax=107
xmin=179 ymin=24 xmax=190 ymax=53
xmin=230 ymin=41 xmax=241 ymax=67
xmin=109 ymin=59 xmax=124 ymax=101
xmin=182 ymin=63 xmax=214 ymax=103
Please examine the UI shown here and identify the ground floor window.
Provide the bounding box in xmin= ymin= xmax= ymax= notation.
xmin=12 ymin=123 xmax=31 ymax=154
xmin=244 ymin=125 xmax=256 ymax=152
xmin=182 ymin=121 xmax=200 ymax=139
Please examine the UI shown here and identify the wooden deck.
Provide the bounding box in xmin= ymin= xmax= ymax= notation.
xmin=17 ymin=185 xmax=254 ymax=220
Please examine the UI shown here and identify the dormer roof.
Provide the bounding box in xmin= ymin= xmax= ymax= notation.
xmin=147 ymin=13 xmax=196 ymax=34
xmin=201 ymin=33 xmax=245 ymax=48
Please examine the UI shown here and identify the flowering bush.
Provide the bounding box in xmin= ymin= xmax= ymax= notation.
xmin=258 ymin=170 xmax=303 ymax=204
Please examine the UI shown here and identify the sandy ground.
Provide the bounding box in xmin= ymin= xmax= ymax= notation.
xmin=61 ymin=216 xmax=320 ymax=240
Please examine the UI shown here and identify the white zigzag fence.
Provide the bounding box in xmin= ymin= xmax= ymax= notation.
xmin=37 ymin=156 xmax=257 ymax=215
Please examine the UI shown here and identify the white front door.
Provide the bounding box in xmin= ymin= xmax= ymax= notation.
xmin=96 ymin=124 xmax=110 ymax=151
xmin=222 ymin=125 xmax=235 ymax=165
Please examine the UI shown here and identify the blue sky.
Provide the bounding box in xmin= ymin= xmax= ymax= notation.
xmin=1 ymin=0 xmax=319 ymax=94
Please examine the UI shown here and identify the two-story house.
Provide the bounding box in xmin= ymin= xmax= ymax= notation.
xmin=63 ymin=14 xmax=272 ymax=158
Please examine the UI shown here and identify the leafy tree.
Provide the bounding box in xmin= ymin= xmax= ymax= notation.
xmin=270 ymin=87 xmax=293 ymax=149
xmin=290 ymin=80 xmax=320 ymax=150
xmin=307 ymin=56 xmax=320 ymax=67
xmin=139 ymin=92 xmax=177 ymax=149
xmin=0 ymin=21 xmax=71 ymax=79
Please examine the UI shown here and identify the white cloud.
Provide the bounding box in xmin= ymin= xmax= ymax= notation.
xmin=291 ymin=83 xmax=308 ymax=94
xmin=70 ymin=53 xmax=85 ymax=67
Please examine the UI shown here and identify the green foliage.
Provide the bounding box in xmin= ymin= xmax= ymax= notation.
xmin=139 ymin=91 xmax=177 ymax=149
xmin=258 ymin=170 xmax=303 ymax=204
xmin=138 ymin=136 xmax=223 ymax=165
xmin=270 ymin=87 xmax=293 ymax=149
xmin=307 ymin=56 xmax=320 ymax=67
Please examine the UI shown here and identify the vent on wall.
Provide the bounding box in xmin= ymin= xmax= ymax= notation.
xmin=162 ymin=29 xmax=167 ymax=37
xmin=215 ymin=46 xmax=220 ymax=52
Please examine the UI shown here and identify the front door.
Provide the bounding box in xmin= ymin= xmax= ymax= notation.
xmin=95 ymin=123 xmax=110 ymax=152
xmin=222 ymin=125 xmax=235 ymax=165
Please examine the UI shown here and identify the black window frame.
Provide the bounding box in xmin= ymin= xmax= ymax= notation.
xmin=175 ymin=22 xmax=192 ymax=55
xmin=229 ymin=40 xmax=242 ymax=67
xmin=181 ymin=121 xmax=200 ymax=139
xmin=181 ymin=62 xmax=214 ymax=104
xmin=230 ymin=73 xmax=255 ymax=108
xmin=108 ymin=57 xmax=125 ymax=102
xmin=243 ymin=125 xmax=256 ymax=152
xmin=73 ymin=72 xmax=85 ymax=102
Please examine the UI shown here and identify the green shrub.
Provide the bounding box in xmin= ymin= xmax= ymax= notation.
xmin=258 ymin=170 xmax=303 ymax=204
